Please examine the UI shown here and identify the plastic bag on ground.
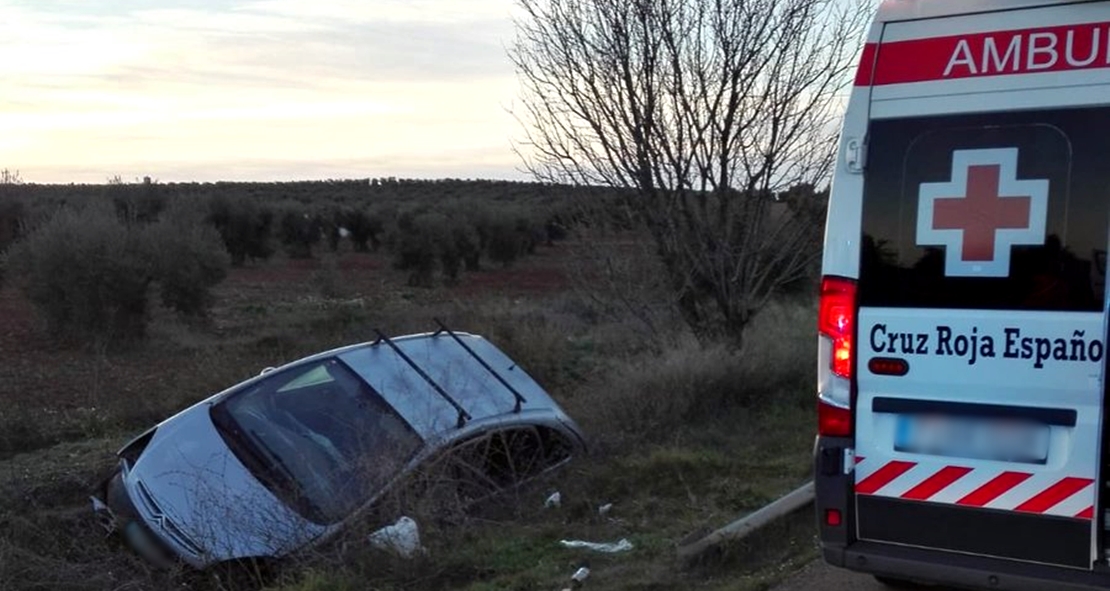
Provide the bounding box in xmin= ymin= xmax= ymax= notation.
xmin=545 ymin=491 xmax=562 ymax=508
xmin=558 ymin=538 xmax=634 ymax=553
xmin=368 ymin=516 xmax=425 ymax=558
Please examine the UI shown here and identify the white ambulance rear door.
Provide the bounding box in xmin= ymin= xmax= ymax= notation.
xmin=852 ymin=1 xmax=1110 ymax=569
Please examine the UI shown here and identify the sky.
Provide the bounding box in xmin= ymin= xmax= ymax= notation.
xmin=0 ymin=0 xmax=527 ymax=183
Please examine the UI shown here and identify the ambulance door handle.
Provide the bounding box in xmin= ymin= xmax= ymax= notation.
xmin=844 ymin=137 xmax=866 ymax=174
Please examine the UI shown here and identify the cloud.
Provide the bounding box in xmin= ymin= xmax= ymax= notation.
xmin=238 ymin=0 xmax=514 ymax=25
xmin=0 ymin=0 xmax=525 ymax=182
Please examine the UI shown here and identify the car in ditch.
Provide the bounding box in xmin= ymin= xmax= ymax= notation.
xmin=90 ymin=324 xmax=586 ymax=570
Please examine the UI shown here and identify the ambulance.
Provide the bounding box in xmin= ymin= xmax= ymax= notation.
xmin=814 ymin=0 xmax=1110 ymax=588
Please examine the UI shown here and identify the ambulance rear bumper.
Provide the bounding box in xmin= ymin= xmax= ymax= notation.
xmin=815 ymin=435 xmax=1110 ymax=590
xmin=826 ymin=541 xmax=1110 ymax=591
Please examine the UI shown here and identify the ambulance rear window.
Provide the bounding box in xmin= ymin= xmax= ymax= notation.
xmin=859 ymin=107 xmax=1109 ymax=312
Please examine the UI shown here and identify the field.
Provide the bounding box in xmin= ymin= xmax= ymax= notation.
xmin=0 ymin=180 xmax=819 ymax=591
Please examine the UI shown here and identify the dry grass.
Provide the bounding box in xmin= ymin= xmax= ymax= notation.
xmin=563 ymin=298 xmax=814 ymax=446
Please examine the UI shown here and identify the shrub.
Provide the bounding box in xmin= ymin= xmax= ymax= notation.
xmin=515 ymin=216 xmax=544 ymax=255
xmin=0 ymin=176 xmax=28 ymax=290
xmin=582 ymin=300 xmax=816 ymax=444
xmin=389 ymin=212 xmax=488 ymax=286
xmin=392 ymin=213 xmax=443 ymax=287
xmin=208 ymin=195 xmax=274 ymax=266
xmin=486 ymin=216 xmax=523 ymax=268
xmin=0 ymin=195 xmax=24 ymax=251
xmin=5 ymin=207 xmax=153 ymax=340
xmin=452 ymin=221 xmax=482 ymax=273
xmin=395 ymin=231 xmax=438 ymax=287
xmin=144 ymin=205 xmax=230 ymax=317
xmin=278 ymin=207 xmax=322 ymax=259
xmin=322 ymin=208 xmax=342 ymax=252
xmin=343 ymin=208 xmax=384 ymax=252
xmin=439 ymin=243 xmax=461 ymax=284
xmin=597 ymin=342 xmax=750 ymax=435
xmin=108 ymin=178 xmax=164 ymax=225
xmin=6 ymin=204 xmax=232 ymax=341
xmin=544 ymin=215 xmax=569 ymax=244
xmin=470 ymin=208 xmax=494 ymax=255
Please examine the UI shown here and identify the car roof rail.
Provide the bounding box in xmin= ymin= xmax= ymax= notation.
xmin=433 ymin=317 xmax=527 ymax=413
xmin=372 ymin=328 xmax=471 ymax=428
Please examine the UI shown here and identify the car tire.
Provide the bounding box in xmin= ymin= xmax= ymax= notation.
xmin=874 ymin=575 xmax=933 ymax=589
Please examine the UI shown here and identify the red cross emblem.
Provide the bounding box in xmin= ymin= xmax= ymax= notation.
xmin=917 ymin=148 xmax=1048 ymax=277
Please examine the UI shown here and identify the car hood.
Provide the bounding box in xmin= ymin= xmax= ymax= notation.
xmin=123 ymin=403 xmax=326 ymax=567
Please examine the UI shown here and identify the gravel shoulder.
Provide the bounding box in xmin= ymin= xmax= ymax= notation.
xmin=772 ymin=558 xmax=965 ymax=591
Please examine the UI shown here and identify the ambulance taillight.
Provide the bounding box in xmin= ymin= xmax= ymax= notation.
xmin=818 ymin=276 xmax=856 ymax=437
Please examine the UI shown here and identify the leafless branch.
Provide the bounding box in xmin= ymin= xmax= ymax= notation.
xmin=511 ymin=0 xmax=867 ymax=342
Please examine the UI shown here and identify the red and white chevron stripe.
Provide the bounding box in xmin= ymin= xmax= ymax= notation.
xmin=854 ymin=457 xmax=1095 ymax=520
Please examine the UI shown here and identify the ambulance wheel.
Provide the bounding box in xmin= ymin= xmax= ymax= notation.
xmin=874 ymin=575 xmax=931 ymax=589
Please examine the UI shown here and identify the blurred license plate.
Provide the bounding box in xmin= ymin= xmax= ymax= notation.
xmin=895 ymin=415 xmax=1049 ymax=464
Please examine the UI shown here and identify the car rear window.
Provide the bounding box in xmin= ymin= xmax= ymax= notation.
xmin=859 ymin=107 xmax=1110 ymax=311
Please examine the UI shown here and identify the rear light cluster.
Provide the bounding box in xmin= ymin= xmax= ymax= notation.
xmin=818 ymin=276 xmax=857 ymax=437
xmin=819 ymin=277 xmax=855 ymax=379
xmin=818 ymin=395 xmax=853 ymax=438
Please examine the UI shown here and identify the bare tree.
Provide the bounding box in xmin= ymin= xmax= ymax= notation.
xmin=510 ymin=0 xmax=868 ymax=344
xmin=0 ymin=169 xmax=25 ymax=261
xmin=0 ymin=169 xmax=22 ymax=185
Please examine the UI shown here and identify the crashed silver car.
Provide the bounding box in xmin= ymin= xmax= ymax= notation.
xmin=91 ymin=326 xmax=585 ymax=569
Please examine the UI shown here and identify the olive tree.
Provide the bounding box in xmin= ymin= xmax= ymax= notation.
xmin=510 ymin=0 xmax=868 ymax=343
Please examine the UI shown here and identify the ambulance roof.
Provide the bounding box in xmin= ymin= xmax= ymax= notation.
xmin=876 ymin=0 xmax=1095 ymax=23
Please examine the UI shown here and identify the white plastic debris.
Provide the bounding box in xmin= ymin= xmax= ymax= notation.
xmin=598 ymin=503 xmax=613 ymax=517
xmin=544 ymin=491 xmax=562 ymax=508
xmin=558 ymin=538 xmax=634 ymax=553
xmin=571 ymin=566 xmax=591 ymax=583
xmin=367 ymin=516 xmax=425 ymax=558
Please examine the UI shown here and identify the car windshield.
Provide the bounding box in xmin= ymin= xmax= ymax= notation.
xmin=211 ymin=358 xmax=423 ymax=524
